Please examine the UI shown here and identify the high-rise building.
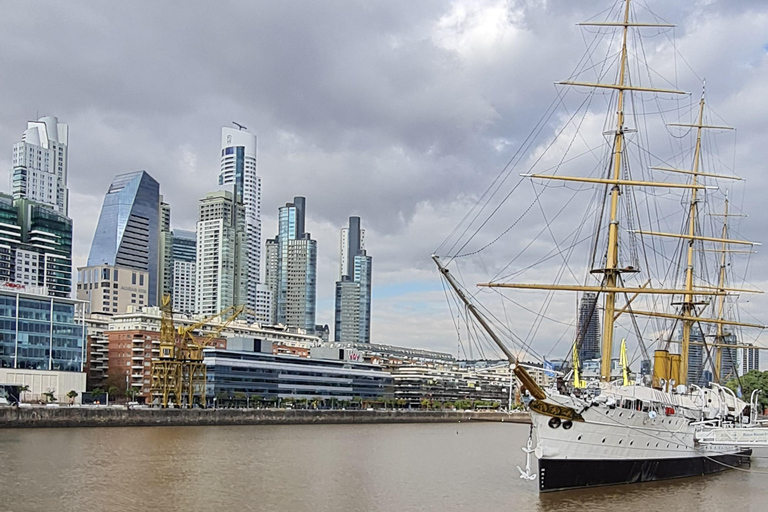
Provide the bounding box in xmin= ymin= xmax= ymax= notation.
xmin=87 ymin=171 xmax=161 ymax=305
xmin=719 ymin=333 xmax=739 ymax=383
xmin=12 ymin=116 xmax=69 ymax=215
xmin=686 ymin=326 xmax=705 ymax=386
xmin=254 ymin=283 xmax=273 ymax=325
xmin=170 ymin=229 xmax=196 ymax=314
xmin=741 ymin=343 xmax=760 ymax=375
xmin=0 ymin=193 xmax=73 ymax=297
xmin=76 ymin=265 xmax=150 ymax=314
xmin=334 ymin=217 xmax=372 ymax=343
xmin=268 ymin=197 xmax=317 ymax=331
xmin=195 ymin=190 xmax=247 ymax=316
xmin=264 ymin=237 xmax=279 ymax=324
xmin=219 ymin=127 xmax=261 ymax=318
xmin=576 ymin=292 xmax=600 ymax=362
xmin=158 ymin=199 xmax=173 ymax=300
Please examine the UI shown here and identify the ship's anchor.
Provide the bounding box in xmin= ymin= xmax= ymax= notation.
xmin=517 ymin=426 xmax=536 ymax=481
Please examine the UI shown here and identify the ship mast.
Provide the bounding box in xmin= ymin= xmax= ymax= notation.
xmin=468 ymin=0 xmax=764 ymax=386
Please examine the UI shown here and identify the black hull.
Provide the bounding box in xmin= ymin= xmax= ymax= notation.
xmin=539 ymin=450 xmax=752 ymax=492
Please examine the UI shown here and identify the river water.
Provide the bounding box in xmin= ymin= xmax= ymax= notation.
xmin=1 ymin=422 xmax=766 ymax=512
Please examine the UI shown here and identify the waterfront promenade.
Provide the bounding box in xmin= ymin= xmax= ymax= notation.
xmin=0 ymin=406 xmax=530 ymax=429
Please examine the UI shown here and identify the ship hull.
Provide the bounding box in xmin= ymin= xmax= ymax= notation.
xmin=538 ymin=450 xmax=751 ymax=492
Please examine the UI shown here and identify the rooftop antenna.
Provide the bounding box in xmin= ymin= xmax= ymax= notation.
xmin=232 ymin=121 xmax=247 ymax=131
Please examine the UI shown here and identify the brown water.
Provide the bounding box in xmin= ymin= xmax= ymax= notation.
xmin=0 ymin=422 xmax=766 ymax=512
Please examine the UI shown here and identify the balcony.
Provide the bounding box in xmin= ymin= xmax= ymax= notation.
xmin=132 ymin=347 xmax=144 ymax=352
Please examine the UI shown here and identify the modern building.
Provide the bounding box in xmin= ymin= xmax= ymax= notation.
xmin=686 ymin=326 xmax=705 ymax=386
xmin=254 ymin=283 xmax=273 ymax=325
xmin=0 ymin=193 xmax=73 ymax=297
xmin=76 ymin=265 xmax=150 ymax=315
xmin=0 ymin=283 xmax=86 ymax=403
xmin=170 ymin=229 xmax=197 ymax=314
xmin=334 ymin=217 xmax=373 ymax=343
xmin=577 ymin=292 xmax=600 ymax=362
xmin=195 ymin=189 xmax=247 ymax=316
xmin=204 ymin=345 xmax=392 ymax=404
xmin=741 ymin=343 xmax=760 ymax=374
xmin=219 ymin=127 xmax=261 ymax=319
xmin=87 ymin=171 xmax=161 ymax=306
xmin=158 ymin=199 xmax=172 ymax=301
xmin=390 ymin=364 xmax=510 ymax=407
xmin=83 ymin=312 xmax=109 ymax=390
xmin=265 ymin=197 xmax=317 ymax=331
xmin=11 ymin=116 xmax=69 ymax=215
xmin=719 ymin=333 xmax=739 ymax=382
xmin=103 ymin=305 xmax=321 ymax=399
xmin=263 ymin=237 xmax=279 ymax=323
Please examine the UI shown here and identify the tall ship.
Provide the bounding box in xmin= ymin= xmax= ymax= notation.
xmin=434 ymin=0 xmax=768 ymax=492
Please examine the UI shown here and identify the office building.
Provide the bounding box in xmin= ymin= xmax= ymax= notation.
xmin=0 ymin=193 xmax=73 ymax=297
xmin=204 ymin=345 xmax=392 ymax=404
xmin=158 ymin=199 xmax=172 ymax=300
xmin=11 ymin=116 xmax=69 ymax=215
xmin=686 ymin=326 xmax=705 ymax=386
xmin=263 ymin=237 xmax=278 ymax=323
xmin=195 ymin=190 xmax=247 ymax=316
xmin=266 ymin=197 xmax=317 ymax=331
xmin=83 ymin=312 xmax=109 ymax=390
xmin=577 ymin=292 xmax=600 ymax=362
xmin=0 ymin=283 xmax=86 ymax=403
xmin=719 ymin=333 xmax=739 ymax=382
xmin=87 ymin=171 xmax=161 ymax=305
xmin=76 ymin=265 xmax=149 ymax=314
xmin=334 ymin=217 xmax=372 ymax=343
xmin=170 ymin=229 xmax=196 ymax=314
xmin=742 ymin=343 xmax=760 ymax=374
xmin=219 ymin=127 xmax=261 ymax=318
xmin=254 ymin=283 xmax=273 ymax=325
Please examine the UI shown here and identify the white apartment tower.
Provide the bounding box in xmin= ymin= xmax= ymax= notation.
xmin=195 ymin=190 xmax=247 ymax=316
xmin=219 ymin=127 xmax=261 ymax=318
xmin=12 ymin=116 xmax=69 ymax=215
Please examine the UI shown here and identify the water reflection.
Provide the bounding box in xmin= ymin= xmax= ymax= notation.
xmin=0 ymin=423 xmax=766 ymax=512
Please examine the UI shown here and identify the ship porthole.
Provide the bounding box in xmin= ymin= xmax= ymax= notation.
xmin=577 ymin=435 xmax=582 ymax=441
xmin=619 ymin=440 xmax=622 ymax=444
xmin=601 ymin=438 xmax=606 ymax=443
xmin=630 ymin=441 xmax=634 ymax=446
xmin=548 ymin=417 xmax=561 ymax=429
xmin=562 ymin=420 xmax=573 ymax=430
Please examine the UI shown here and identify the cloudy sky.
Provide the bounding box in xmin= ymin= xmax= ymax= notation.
xmin=1 ymin=0 xmax=767 ymax=361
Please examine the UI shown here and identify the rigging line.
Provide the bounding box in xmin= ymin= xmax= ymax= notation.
xmin=446 ymin=90 xmax=597 ymax=263
xmin=440 ymin=18 xmax=613 ymax=260
xmin=496 ymin=233 xmax=593 ymax=282
xmin=490 ymin=288 xmax=575 ymax=327
xmin=439 ymin=274 xmax=468 ymax=361
xmin=533 ymin=181 xmax=585 ymax=284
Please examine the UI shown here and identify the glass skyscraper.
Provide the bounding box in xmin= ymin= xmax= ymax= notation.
xmin=219 ymin=128 xmax=261 ymax=320
xmin=334 ymin=216 xmax=372 ymax=343
xmin=265 ymin=197 xmax=317 ymax=331
xmin=0 ymin=193 xmax=73 ymax=298
xmin=87 ymin=171 xmax=161 ymax=305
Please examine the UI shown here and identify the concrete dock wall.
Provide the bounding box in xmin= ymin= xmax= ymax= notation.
xmin=0 ymin=407 xmax=530 ymax=429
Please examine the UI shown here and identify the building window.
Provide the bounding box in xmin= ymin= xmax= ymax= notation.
xmin=113 ymin=269 xmax=118 ymax=281
xmin=132 ymin=273 xmax=136 ymax=285
xmin=139 ymin=274 xmax=144 ymax=286
xmin=102 ymin=268 xmax=109 ymax=280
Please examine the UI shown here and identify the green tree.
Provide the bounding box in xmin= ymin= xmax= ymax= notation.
xmin=727 ymin=370 xmax=768 ymax=411
xmin=17 ymin=384 xmax=29 ymax=404
xmin=420 ymin=398 xmax=430 ymax=410
xmin=66 ymin=390 xmax=78 ymax=405
xmin=42 ymin=391 xmax=56 ymax=403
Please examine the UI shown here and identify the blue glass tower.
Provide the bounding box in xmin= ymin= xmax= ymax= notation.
xmin=334 ymin=216 xmax=372 ymax=343
xmin=87 ymin=171 xmax=160 ymax=305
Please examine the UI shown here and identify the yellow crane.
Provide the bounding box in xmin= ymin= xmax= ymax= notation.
xmin=150 ymin=295 xmax=246 ymax=408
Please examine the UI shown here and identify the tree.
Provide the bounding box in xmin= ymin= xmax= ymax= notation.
xmin=42 ymin=391 xmax=56 ymax=403
xmin=106 ymin=385 xmax=119 ymax=403
xmin=727 ymin=371 xmax=768 ymax=411
xmin=66 ymin=390 xmax=78 ymax=405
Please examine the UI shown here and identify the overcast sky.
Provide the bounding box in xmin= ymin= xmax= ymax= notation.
xmin=1 ymin=0 xmax=767 ymax=360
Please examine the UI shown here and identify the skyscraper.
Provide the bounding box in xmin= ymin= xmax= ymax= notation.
xmin=334 ymin=216 xmax=372 ymax=343
xmin=158 ymin=198 xmax=173 ymax=301
xmin=170 ymin=229 xmax=196 ymax=314
xmin=219 ymin=127 xmax=261 ymax=318
xmin=741 ymin=343 xmax=760 ymax=375
xmin=87 ymin=171 xmax=161 ymax=305
xmin=0 ymin=193 xmax=73 ymax=297
xmin=12 ymin=116 xmax=69 ymax=215
xmin=264 ymin=237 xmax=279 ymax=324
xmin=577 ymin=292 xmax=600 ymax=362
xmin=265 ymin=197 xmax=317 ymax=331
xmin=195 ymin=190 xmax=247 ymax=316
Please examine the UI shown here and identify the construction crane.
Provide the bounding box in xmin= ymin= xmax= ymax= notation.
xmin=150 ymin=295 xmax=246 ymax=408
